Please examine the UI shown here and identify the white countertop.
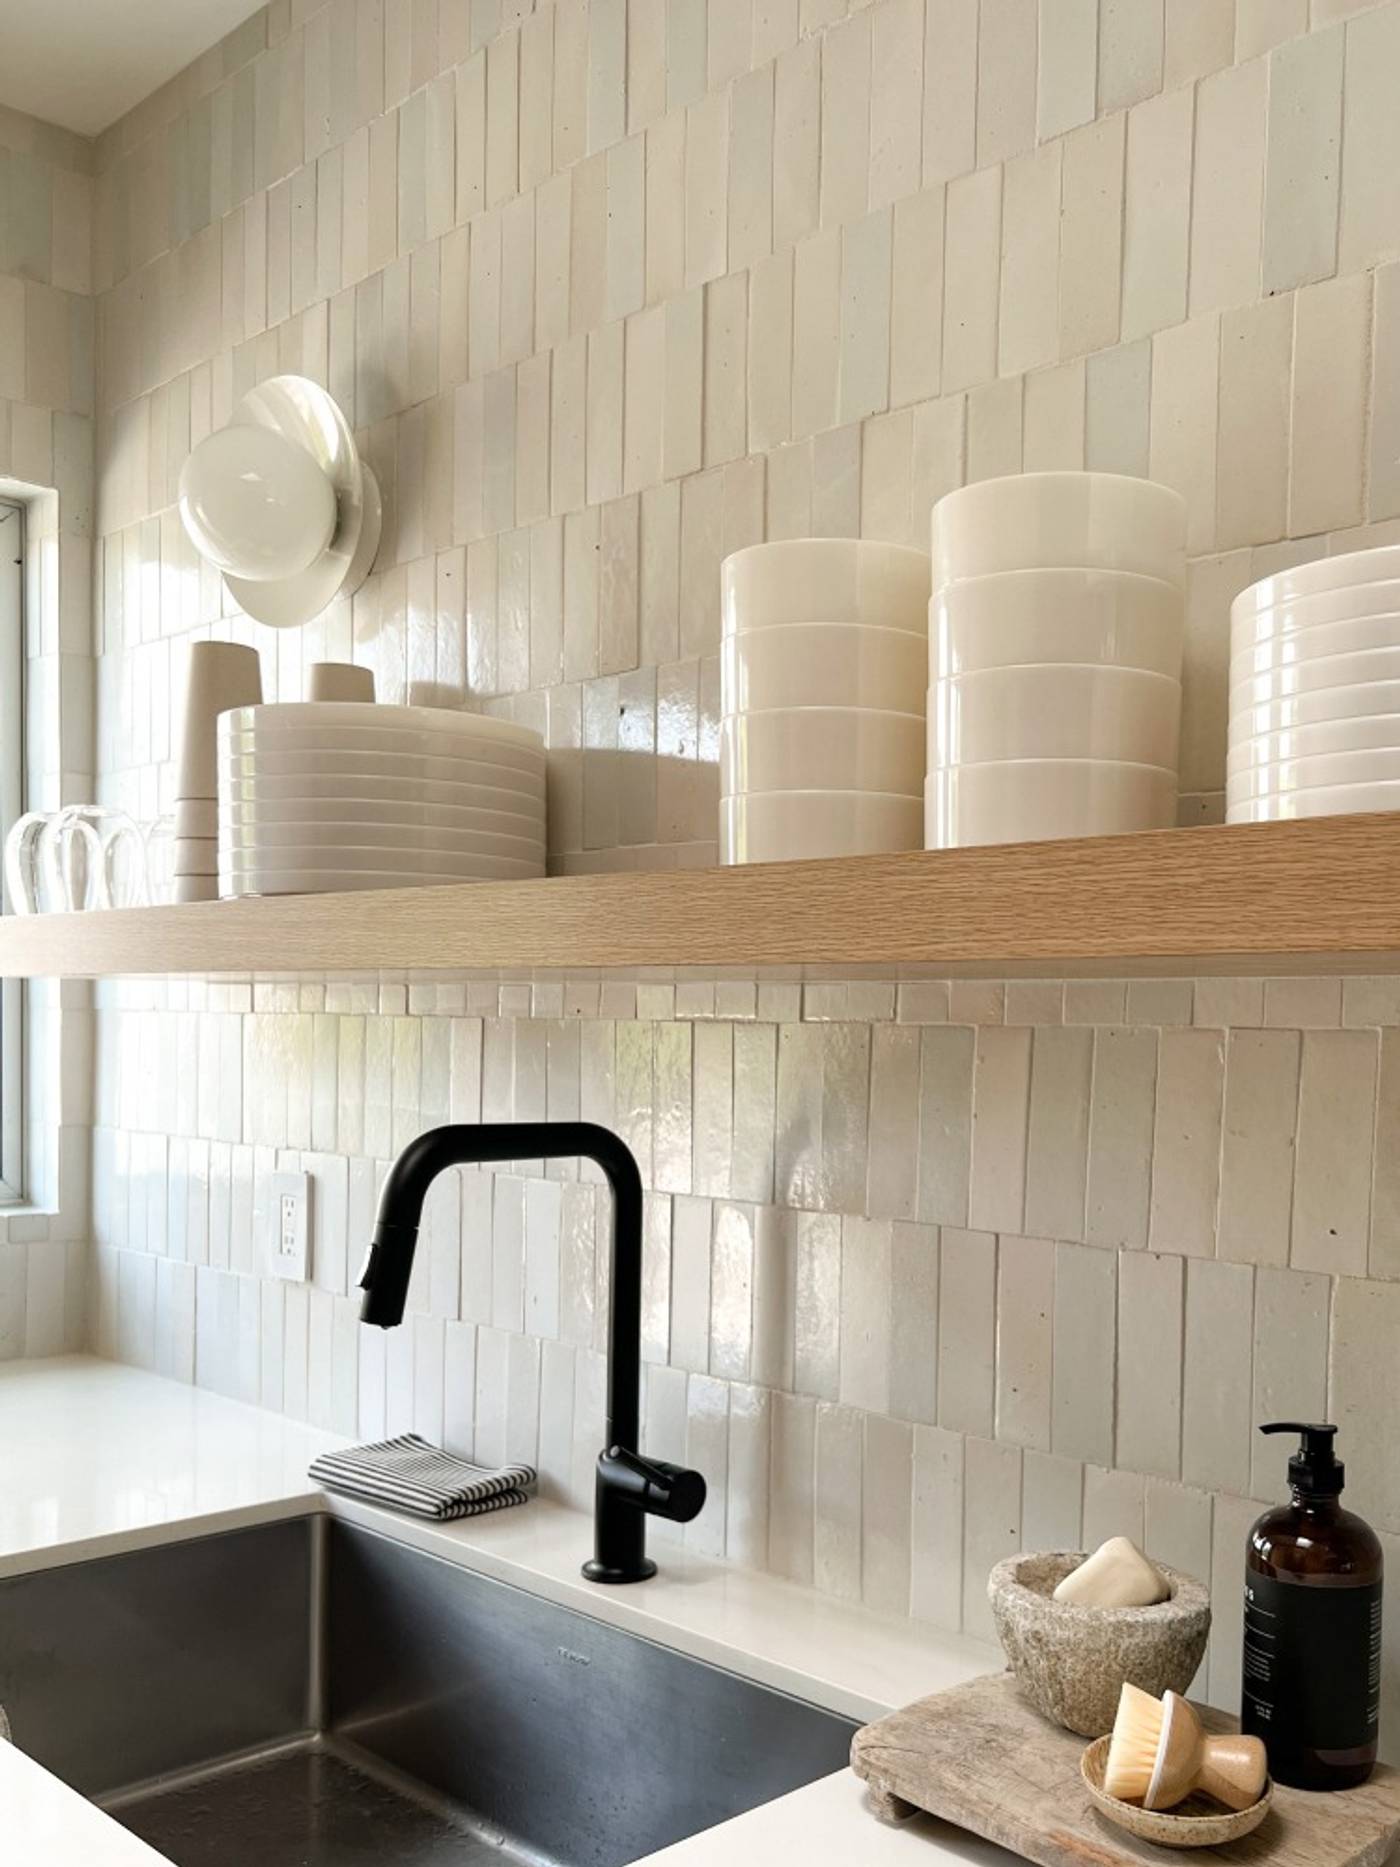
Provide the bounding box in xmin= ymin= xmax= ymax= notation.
xmin=0 ymin=1356 xmax=1010 ymax=1867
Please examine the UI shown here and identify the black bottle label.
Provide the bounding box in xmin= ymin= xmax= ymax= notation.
xmin=1242 ymin=1570 xmax=1382 ymax=1756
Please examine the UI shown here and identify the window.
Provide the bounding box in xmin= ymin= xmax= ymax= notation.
xmin=0 ymin=500 xmax=22 ymax=1202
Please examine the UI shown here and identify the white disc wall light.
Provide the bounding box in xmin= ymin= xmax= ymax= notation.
xmin=178 ymin=375 xmax=382 ymax=628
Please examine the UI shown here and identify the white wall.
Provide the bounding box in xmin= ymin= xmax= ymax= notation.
xmin=72 ymin=0 xmax=1400 ymax=1738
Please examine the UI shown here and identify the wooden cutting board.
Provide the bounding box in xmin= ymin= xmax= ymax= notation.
xmin=851 ymin=1671 xmax=1400 ymax=1867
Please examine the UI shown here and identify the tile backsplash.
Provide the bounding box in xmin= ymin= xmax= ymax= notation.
xmin=10 ymin=0 xmax=1394 ymax=1745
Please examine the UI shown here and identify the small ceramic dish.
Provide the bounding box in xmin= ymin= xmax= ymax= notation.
xmin=1081 ymin=1735 xmax=1274 ymax=1849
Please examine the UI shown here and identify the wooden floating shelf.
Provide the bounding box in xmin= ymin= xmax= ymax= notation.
xmin=4 ymin=814 xmax=1400 ymax=981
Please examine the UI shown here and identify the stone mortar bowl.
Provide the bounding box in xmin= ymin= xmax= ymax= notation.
xmin=988 ymin=1551 xmax=1211 ymax=1738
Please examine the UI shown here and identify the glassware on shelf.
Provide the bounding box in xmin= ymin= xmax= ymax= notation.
xmin=4 ymin=806 xmax=158 ymax=912
xmin=4 ymin=811 xmax=55 ymax=914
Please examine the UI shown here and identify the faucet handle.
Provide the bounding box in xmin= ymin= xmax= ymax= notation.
xmin=601 ymin=1446 xmax=707 ymax=1524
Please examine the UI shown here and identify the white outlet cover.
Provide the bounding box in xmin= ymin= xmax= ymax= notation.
xmin=267 ymin=1171 xmax=312 ymax=1283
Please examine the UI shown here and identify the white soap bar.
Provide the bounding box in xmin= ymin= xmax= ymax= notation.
xmin=1053 ymin=1536 xmax=1169 ymax=1608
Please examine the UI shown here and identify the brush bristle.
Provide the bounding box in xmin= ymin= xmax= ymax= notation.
xmin=1102 ymin=1683 xmax=1166 ymax=1803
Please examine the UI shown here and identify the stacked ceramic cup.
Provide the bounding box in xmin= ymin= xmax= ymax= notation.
xmin=175 ymin=642 xmax=263 ymax=902
xmin=216 ymin=703 xmax=547 ymax=895
xmin=718 ymin=540 xmax=932 ymax=862
xmin=927 ymin=472 xmax=1187 ymax=847
xmin=1228 ymin=545 xmax=1400 ymax=821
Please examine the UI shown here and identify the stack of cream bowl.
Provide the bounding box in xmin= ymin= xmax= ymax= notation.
xmin=216 ymin=702 xmax=547 ymax=896
xmin=927 ymin=472 xmax=1187 ymax=848
xmin=1228 ymin=545 xmax=1400 ymax=822
xmin=719 ymin=539 xmax=932 ymax=863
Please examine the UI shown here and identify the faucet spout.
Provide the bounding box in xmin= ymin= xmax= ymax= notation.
xmin=359 ymin=1122 xmax=705 ymax=1582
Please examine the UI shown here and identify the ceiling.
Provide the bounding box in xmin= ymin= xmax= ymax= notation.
xmin=0 ymin=0 xmax=266 ymax=138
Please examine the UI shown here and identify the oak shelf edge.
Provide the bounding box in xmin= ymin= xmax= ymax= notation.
xmin=3 ymin=814 xmax=1400 ymax=981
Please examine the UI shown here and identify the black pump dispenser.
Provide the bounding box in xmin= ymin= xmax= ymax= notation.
xmin=1261 ymin=1421 xmax=1345 ymax=1498
xmin=1243 ymin=1421 xmax=1382 ymax=1789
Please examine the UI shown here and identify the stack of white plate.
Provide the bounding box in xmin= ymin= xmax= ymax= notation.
xmin=1228 ymin=545 xmax=1400 ymax=822
xmin=216 ymin=703 xmax=547 ymax=896
xmin=718 ymin=540 xmax=931 ymax=863
xmin=926 ymin=472 xmax=1187 ymax=847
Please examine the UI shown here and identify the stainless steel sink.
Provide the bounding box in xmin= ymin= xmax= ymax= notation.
xmin=0 ymin=1517 xmax=857 ymax=1865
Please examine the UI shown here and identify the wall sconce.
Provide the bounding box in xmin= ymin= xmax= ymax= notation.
xmin=178 ymin=375 xmax=381 ymax=629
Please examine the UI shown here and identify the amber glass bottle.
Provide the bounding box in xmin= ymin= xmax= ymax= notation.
xmin=1242 ymin=1423 xmax=1383 ymax=1790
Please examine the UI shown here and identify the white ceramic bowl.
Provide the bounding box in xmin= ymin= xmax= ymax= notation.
xmin=718 ymin=708 xmax=924 ymax=795
xmin=218 ymin=771 xmax=546 ymax=813
xmin=1227 ymin=747 xmax=1400 ymax=804
xmin=221 ymin=723 xmax=545 ymax=776
xmin=218 ymin=843 xmax=544 ymax=879
xmin=932 ymin=473 xmax=1187 ymax=589
xmin=933 ymin=568 xmax=1183 ymax=679
xmin=1227 ymin=780 xmax=1400 ymax=824
xmin=926 ymin=761 xmax=1178 ymax=848
xmin=221 ymin=869 xmax=533 ymax=897
xmin=1230 ymin=679 xmax=1400 ymax=745
xmin=1230 ymin=645 xmax=1400 ymax=710
xmin=220 ymin=819 xmax=545 ymax=859
xmin=720 ymin=624 xmax=927 ymax=714
xmin=1231 ymin=613 xmax=1400 ymax=683
xmin=1241 ymin=545 xmax=1400 ymax=614
xmin=719 ymin=790 xmax=924 ymax=863
xmin=219 ymin=795 xmax=544 ymax=837
xmin=1231 ymin=576 xmax=1400 ymax=646
xmin=721 ymin=539 xmax=931 ymax=634
xmin=930 ymin=665 xmax=1181 ymax=768
xmin=220 ymin=747 xmax=547 ymax=790
xmin=223 ymin=701 xmax=543 ymax=750
xmin=1228 ymin=713 xmax=1400 ymax=772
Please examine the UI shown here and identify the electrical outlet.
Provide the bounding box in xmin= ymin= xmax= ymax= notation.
xmin=267 ymin=1171 xmax=311 ymax=1283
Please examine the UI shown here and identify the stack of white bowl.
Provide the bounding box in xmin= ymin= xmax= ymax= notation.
xmin=1228 ymin=545 xmax=1400 ymax=821
xmin=926 ymin=472 xmax=1187 ymax=848
xmin=216 ymin=703 xmax=547 ymax=896
xmin=718 ymin=540 xmax=932 ymax=863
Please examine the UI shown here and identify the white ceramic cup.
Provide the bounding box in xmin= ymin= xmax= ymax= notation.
xmin=925 ymin=761 xmax=1178 ymax=848
xmin=306 ymin=661 xmax=376 ymax=702
xmin=720 ymin=624 xmax=927 ymax=715
xmin=718 ymin=707 xmax=925 ymax=795
xmin=718 ymin=790 xmax=924 ymax=863
xmin=174 ymin=799 xmax=218 ymax=838
xmin=721 ymin=539 xmax=931 ymax=634
xmin=929 ymin=665 xmax=1182 ymax=768
xmin=932 ymin=567 xmax=1183 ymax=679
xmin=173 ymin=836 xmax=219 ymax=875
xmin=177 ymin=641 xmax=264 ymax=800
xmin=931 ymin=472 xmax=1187 ymax=589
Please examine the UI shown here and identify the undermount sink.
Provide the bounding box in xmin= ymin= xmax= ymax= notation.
xmin=0 ymin=1516 xmax=858 ymax=1866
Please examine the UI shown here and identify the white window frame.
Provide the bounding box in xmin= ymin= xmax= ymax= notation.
xmin=0 ymin=500 xmax=23 ymax=1203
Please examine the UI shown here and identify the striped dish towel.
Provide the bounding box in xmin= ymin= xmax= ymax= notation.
xmin=310 ymin=1433 xmax=536 ymax=1521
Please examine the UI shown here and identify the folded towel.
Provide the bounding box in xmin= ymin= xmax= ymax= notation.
xmin=310 ymin=1434 xmax=536 ymax=1521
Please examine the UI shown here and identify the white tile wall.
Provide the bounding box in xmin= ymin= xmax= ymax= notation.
xmin=0 ymin=0 xmax=1384 ymax=1746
